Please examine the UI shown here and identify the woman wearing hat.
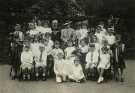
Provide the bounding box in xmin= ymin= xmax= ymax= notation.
xmin=61 ymin=21 xmax=75 ymax=43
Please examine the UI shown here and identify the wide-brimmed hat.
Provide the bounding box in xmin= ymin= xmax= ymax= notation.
xmin=63 ymin=21 xmax=72 ymax=26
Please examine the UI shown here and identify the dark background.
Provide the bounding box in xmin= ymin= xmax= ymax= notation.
xmin=0 ymin=0 xmax=135 ymax=60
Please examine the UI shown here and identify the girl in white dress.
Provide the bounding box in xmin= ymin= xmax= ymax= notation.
xmin=67 ymin=56 xmax=85 ymax=83
xmin=97 ymin=46 xmax=111 ymax=83
xmin=51 ymin=41 xmax=64 ymax=61
xmin=20 ymin=43 xmax=33 ymax=80
xmin=54 ymin=53 xmax=67 ymax=83
xmin=21 ymin=44 xmax=33 ymax=70
xmin=85 ymin=45 xmax=99 ymax=70
xmin=64 ymin=40 xmax=76 ymax=59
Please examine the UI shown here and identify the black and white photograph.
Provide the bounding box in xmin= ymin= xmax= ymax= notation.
xmin=0 ymin=0 xmax=135 ymax=93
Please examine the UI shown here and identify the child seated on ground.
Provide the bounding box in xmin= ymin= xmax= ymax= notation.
xmin=20 ymin=43 xmax=33 ymax=79
xmin=67 ymin=55 xmax=85 ymax=83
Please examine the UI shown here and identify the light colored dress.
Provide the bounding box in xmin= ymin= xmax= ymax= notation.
xmin=64 ymin=47 xmax=76 ymax=59
xmin=61 ymin=28 xmax=75 ymax=42
xmin=105 ymin=34 xmax=116 ymax=45
xmin=21 ymin=51 xmax=33 ymax=69
xmin=54 ymin=59 xmax=67 ymax=82
xmin=66 ymin=57 xmax=85 ymax=81
xmin=98 ymin=52 xmax=110 ymax=69
xmin=28 ymin=29 xmax=39 ymax=35
xmin=36 ymin=26 xmax=52 ymax=34
xmin=51 ymin=48 xmax=64 ymax=60
xmin=85 ymin=51 xmax=99 ymax=69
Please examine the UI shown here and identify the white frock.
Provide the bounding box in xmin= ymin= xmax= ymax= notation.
xmin=98 ymin=53 xmax=110 ymax=69
xmin=64 ymin=47 xmax=76 ymax=59
xmin=21 ymin=51 xmax=33 ymax=69
xmin=65 ymin=57 xmax=85 ymax=81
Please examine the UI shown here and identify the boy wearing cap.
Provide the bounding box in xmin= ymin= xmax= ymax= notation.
xmin=12 ymin=24 xmax=24 ymax=42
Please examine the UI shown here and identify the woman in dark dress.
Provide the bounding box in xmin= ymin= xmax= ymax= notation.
xmin=51 ymin=20 xmax=61 ymax=42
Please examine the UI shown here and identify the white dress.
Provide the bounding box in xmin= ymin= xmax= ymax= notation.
xmin=63 ymin=57 xmax=85 ymax=81
xmin=105 ymin=35 xmax=116 ymax=45
xmin=43 ymin=27 xmax=52 ymax=34
xmin=51 ymin=48 xmax=64 ymax=60
xmin=64 ymin=47 xmax=76 ymax=59
xmin=21 ymin=51 xmax=33 ymax=69
xmin=54 ymin=59 xmax=67 ymax=82
xmin=85 ymin=51 xmax=99 ymax=69
xmin=79 ymin=28 xmax=88 ymax=40
xmin=28 ymin=29 xmax=39 ymax=36
xmin=44 ymin=40 xmax=54 ymax=55
xmin=30 ymin=42 xmax=41 ymax=58
xmin=75 ymin=29 xmax=88 ymax=41
xmin=54 ymin=59 xmax=67 ymax=75
xmin=95 ymin=32 xmax=105 ymax=45
xmin=79 ymin=45 xmax=89 ymax=53
xmin=98 ymin=52 xmax=110 ymax=69
xmin=67 ymin=57 xmax=85 ymax=81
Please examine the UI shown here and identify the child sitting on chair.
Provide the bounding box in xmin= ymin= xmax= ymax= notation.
xmin=20 ymin=43 xmax=33 ymax=80
xmin=34 ymin=40 xmax=48 ymax=80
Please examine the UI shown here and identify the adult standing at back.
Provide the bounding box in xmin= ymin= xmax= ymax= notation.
xmin=61 ymin=21 xmax=75 ymax=44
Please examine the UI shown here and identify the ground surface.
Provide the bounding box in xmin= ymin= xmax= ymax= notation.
xmin=0 ymin=60 xmax=135 ymax=93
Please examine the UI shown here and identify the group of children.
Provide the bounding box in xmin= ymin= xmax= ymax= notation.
xmin=10 ymin=18 xmax=126 ymax=84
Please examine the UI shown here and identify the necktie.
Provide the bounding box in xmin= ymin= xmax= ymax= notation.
xmin=91 ymin=52 xmax=93 ymax=63
xmin=40 ymin=49 xmax=43 ymax=62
